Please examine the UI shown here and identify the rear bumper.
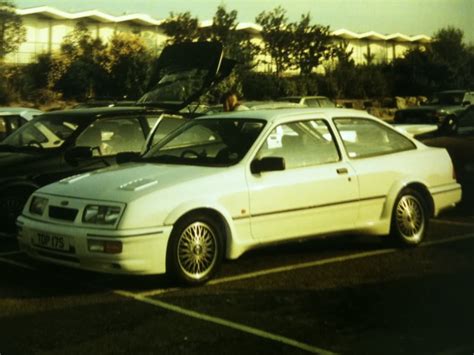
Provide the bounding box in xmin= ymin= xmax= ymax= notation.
xmin=430 ymin=182 xmax=462 ymax=216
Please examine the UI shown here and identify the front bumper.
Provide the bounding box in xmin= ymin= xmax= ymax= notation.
xmin=17 ymin=215 xmax=173 ymax=275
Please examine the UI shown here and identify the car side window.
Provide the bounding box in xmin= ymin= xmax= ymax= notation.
xmin=0 ymin=117 xmax=7 ymax=140
xmin=334 ymin=117 xmax=416 ymax=158
xmin=75 ymin=117 xmax=145 ymax=156
xmin=257 ymin=119 xmax=340 ymax=169
xmin=148 ymin=115 xmax=188 ymax=146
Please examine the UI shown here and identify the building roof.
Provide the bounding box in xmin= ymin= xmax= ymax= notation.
xmin=17 ymin=6 xmax=431 ymax=43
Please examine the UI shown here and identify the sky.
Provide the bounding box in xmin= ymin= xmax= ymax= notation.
xmin=14 ymin=0 xmax=474 ymax=43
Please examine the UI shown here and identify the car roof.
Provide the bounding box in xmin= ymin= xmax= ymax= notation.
xmin=0 ymin=107 xmax=43 ymax=120
xmin=199 ymin=107 xmax=371 ymax=122
xmin=279 ymin=96 xmax=330 ymax=99
xmin=40 ymin=105 xmax=159 ymax=117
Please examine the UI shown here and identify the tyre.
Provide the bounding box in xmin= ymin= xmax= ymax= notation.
xmin=166 ymin=213 xmax=224 ymax=286
xmin=0 ymin=190 xmax=32 ymax=235
xmin=390 ymin=188 xmax=428 ymax=246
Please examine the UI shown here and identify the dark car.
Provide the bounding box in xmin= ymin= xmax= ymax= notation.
xmin=0 ymin=42 xmax=234 ymax=235
xmin=0 ymin=107 xmax=43 ymax=141
xmin=394 ymin=90 xmax=474 ymax=126
xmin=417 ymin=105 xmax=474 ymax=202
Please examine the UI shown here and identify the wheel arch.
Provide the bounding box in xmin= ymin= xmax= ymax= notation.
xmin=168 ymin=207 xmax=232 ymax=259
xmin=383 ymin=179 xmax=435 ymax=221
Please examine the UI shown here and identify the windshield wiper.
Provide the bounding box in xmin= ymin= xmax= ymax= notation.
xmin=142 ymin=154 xmax=183 ymax=164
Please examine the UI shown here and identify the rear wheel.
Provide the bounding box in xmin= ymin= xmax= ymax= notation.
xmin=390 ymin=188 xmax=428 ymax=246
xmin=166 ymin=213 xmax=224 ymax=286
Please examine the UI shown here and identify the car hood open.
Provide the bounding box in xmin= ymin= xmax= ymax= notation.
xmin=137 ymin=42 xmax=235 ymax=111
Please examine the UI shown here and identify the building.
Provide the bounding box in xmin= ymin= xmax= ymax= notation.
xmin=7 ymin=6 xmax=431 ymax=68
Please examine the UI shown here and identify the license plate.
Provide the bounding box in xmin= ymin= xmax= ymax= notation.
xmin=33 ymin=232 xmax=70 ymax=252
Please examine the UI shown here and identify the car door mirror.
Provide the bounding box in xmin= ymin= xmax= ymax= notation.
xmin=250 ymin=157 xmax=285 ymax=174
xmin=64 ymin=146 xmax=93 ymax=165
xmin=116 ymin=151 xmax=140 ymax=164
xmin=462 ymin=101 xmax=471 ymax=106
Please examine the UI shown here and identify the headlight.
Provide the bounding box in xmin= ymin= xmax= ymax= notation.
xmin=435 ymin=109 xmax=447 ymax=117
xmin=30 ymin=196 xmax=48 ymax=215
xmin=82 ymin=205 xmax=121 ymax=225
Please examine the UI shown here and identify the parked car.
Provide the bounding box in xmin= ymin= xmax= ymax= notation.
xmin=416 ymin=105 xmax=474 ymax=202
xmin=17 ymin=108 xmax=461 ymax=285
xmin=0 ymin=42 xmax=234 ymax=235
xmin=277 ymin=96 xmax=336 ymax=108
xmin=0 ymin=107 xmax=42 ymax=141
xmin=394 ymin=90 xmax=474 ymax=126
xmin=204 ymin=100 xmax=305 ymax=115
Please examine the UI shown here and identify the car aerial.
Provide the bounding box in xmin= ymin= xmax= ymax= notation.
xmin=0 ymin=107 xmax=42 ymax=141
xmin=393 ymin=90 xmax=474 ymax=127
xmin=416 ymin=104 xmax=474 ymax=203
xmin=277 ymin=95 xmax=336 ymax=108
xmin=0 ymin=41 xmax=234 ymax=235
xmin=17 ymin=107 xmax=461 ymax=286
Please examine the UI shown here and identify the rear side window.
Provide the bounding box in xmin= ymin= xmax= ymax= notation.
xmin=334 ymin=117 xmax=416 ymax=159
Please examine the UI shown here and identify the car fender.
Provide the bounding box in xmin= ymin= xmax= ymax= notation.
xmin=163 ymin=198 xmax=245 ymax=257
xmin=381 ymin=176 xmax=433 ymax=221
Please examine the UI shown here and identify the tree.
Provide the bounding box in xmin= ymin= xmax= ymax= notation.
xmin=206 ymin=5 xmax=258 ymax=71
xmin=160 ymin=12 xmax=201 ymax=44
xmin=0 ymin=1 xmax=26 ymax=60
xmin=256 ymin=7 xmax=293 ymax=77
xmin=291 ymin=14 xmax=335 ymax=75
xmin=430 ymin=27 xmax=473 ymax=89
xmin=102 ymin=32 xmax=153 ymax=99
xmin=54 ymin=20 xmax=108 ymax=99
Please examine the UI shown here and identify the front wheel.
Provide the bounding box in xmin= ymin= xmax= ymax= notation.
xmin=390 ymin=188 xmax=428 ymax=246
xmin=0 ymin=190 xmax=32 ymax=235
xmin=166 ymin=214 xmax=224 ymax=286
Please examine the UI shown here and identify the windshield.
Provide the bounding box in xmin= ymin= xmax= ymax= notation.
xmin=138 ymin=67 xmax=210 ymax=106
xmin=1 ymin=114 xmax=93 ymax=150
xmin=143 ymin=118 xmax=266 ymax=166
xmin=430 ymin=92 xmax=464 ymax=105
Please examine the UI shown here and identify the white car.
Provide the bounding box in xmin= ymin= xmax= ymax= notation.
xmin=17 ymin=108 xmax=462 ymax=285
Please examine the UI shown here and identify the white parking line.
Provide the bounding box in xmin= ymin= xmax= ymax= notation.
xmin=432 ymin=219 xmax=474 ymax=227
xmin=0 ymin=256 xmax=36 ymax=270
xmin=115 ymin=290 xmax=337 ymax=355
xmin=131 ymin=232 xmax=474 ymax=298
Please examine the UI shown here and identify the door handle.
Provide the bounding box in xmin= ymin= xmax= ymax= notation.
xmin=336 ymin=168 xmax=348 ymax=174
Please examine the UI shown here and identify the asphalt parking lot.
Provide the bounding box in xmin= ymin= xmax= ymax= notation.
xmin=1 ymin=204 xmax=474 ymax=355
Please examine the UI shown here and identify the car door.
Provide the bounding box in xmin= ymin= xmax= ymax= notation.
xmin=247 ymin=118 xmax=359 ymax=242
xmin=333 ymin=117 xmax=418 ymax=223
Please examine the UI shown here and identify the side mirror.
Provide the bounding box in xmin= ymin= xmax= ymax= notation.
xmin=462 ymin=101 xmax=471 ymax=106
xmin=116 ymin=151 xmax=140 ymax=164
xmin=251 ymin=157 xmax=285 ymax=174
xmin=64 ymin=146 xmax=93 ymax=165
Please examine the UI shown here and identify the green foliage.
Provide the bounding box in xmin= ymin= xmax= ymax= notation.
xmin=160 ymin=12 xmax=201 ymax=44
xmin=0 ymin=1 xmax=26 ymax=59
xmin=291 ymin=14 xmax=335 ymax=75
xmin=102 ymin=32 xmax=153 ymax=99
xmin=206 ymin=5 xmax=259 ymax=72
xmin=255 ymin=7 xmax=294 ymax=77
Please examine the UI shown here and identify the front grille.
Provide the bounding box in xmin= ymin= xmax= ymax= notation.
xmin=49 ymin=206 xmax=78 ymax=221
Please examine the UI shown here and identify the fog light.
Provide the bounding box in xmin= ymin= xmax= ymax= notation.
xmin=88 ymin=239 xmax=122 ymax=254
